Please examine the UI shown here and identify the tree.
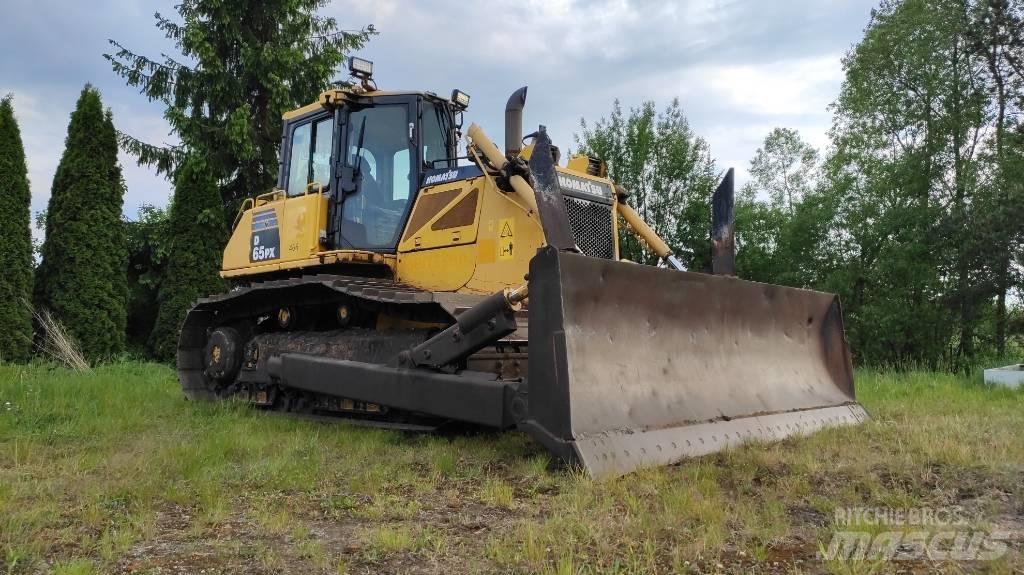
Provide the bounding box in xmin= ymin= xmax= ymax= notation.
xmin=576 ymin=99 xmax=719 ymax=269
xmin=149 ymin=156 xmax=226 ymax=361
xmin=0 ymin=97 xmax=34 ymax=362
xmin=745 ymin=128 xmax=820 ymax=214
xmin=826 ymin=0 xmax=990 ymax=367
xmin=126 ymin=205 xmax=171 ymax=350
xmin=106 ymin=0 xmax=375 ymax=209
xmin=970 ymin=0 xmax=1024 ymax=357
xmin=734 ymin=128 xmax=837 ymax=289
xmin=35 ymin=86 xmax=127 ymax=361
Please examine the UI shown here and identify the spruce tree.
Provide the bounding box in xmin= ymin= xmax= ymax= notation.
xmin=106 ymin=0 xmax=374 ymax=207
xmin=35 ymin=86 xmax=127 ymax=361
xmin=0 ymin=97 xmax=34 ymax=362
xmin=149 ymin=156 xmax=226 ymax=361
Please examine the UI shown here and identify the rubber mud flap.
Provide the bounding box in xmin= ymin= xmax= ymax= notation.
xmin=521 ymin=246 xmax=868 ymax=478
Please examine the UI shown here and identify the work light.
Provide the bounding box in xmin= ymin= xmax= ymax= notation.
xmin=348 ymin=57 xmax=373 ymax=78
xmin=451 ymin=89 xmax=471 ymax=109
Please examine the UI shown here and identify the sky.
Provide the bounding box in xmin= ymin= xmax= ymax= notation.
xmin=1 ymin=0 xmax=877 ymax=229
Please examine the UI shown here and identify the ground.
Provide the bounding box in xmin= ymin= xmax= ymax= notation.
xmin=0 ymin=364 xmax=1021 ymax=574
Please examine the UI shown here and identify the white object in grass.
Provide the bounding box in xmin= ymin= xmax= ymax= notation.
xmin=983 ymin=364 xmax=1024 ymax=389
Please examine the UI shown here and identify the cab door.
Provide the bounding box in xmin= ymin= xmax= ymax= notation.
xmin=336 ymin=102 xmax=416 ymax=252
xmin=274 ymin=112 xmax=335 ymax=263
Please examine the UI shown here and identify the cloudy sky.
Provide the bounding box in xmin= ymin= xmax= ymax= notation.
xmin=1 ymin=0 xmax=876 ymax=225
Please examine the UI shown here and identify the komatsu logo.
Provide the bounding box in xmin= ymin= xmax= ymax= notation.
xmin=424 ymin=169 xmax=459 ymax=186
xmin=558 ymin=173 xmax=611 ymax=199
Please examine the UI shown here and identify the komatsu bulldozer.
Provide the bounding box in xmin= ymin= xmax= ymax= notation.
xmin=177 ymin=58 xmax=867 ymax=478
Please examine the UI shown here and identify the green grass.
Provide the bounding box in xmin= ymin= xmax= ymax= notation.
xmin=0 ymin=363 xmax=1021 ymax=573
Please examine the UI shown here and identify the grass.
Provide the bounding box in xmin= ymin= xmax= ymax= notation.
xmin=0 ymin=363 xmax=1021 ymax=574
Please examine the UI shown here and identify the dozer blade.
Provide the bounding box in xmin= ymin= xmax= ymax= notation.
xmin=521 ymin=246 xmax=868 ymax=479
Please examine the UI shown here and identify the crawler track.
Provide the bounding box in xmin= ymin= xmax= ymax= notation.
xmin=177 ymin=275 xmax=527 ymax=429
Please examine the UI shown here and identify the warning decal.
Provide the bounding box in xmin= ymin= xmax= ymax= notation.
xmin=498 ymin=217 xmax=515 ymax=260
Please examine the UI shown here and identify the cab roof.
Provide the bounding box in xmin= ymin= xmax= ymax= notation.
xmin=281 ymin=88 xmax=451 ymax=120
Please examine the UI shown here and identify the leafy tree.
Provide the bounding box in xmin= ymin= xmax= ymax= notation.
xmin=149 ymin=156 xmax=226 ymax=361
xmin=0 ymin=96 xmax=34 ymax=362
xmin=745 ymin=128 xmax=820 ymax=213
xmin=126 ymin=205 xmax=171 ymax=350
xmin=970 ymin=0 xmax=1024 ymax=357
xmin=735 ymin=128 xmax=829 ymax=286
xmin=826 ymin=0 xmax=990 ymax=367
xmin=576 ymin=99 xmax=719 ymax=269
xmin=35 ymin=86 xmax=127 ymax=361
xmin=106 ymin=0 xmax=375 ymax=209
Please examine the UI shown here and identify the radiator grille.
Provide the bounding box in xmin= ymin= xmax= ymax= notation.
xmin=563 ymin=196 xmax=615 ymax=259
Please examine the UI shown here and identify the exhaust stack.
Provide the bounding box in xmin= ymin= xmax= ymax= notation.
xmin=505 ymin=86 xmax=528 ymax=155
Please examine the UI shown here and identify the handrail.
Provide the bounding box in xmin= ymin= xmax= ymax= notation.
xmin=255 ymin=189 xmax=285 ymax=206
xmin=232 ymin=198 xmax=254 ymax=231
xmin=307 ymin=182 xmax=323 ymax=247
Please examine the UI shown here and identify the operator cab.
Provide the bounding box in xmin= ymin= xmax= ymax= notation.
xmin=277 ymin=57 xmax=466 ymax=252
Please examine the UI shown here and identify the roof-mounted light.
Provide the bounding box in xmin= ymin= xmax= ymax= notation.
xmin=348 ymin=57 xmax=374 ymax=79
xmin=451 ymin=89 xmax=470 ymax=110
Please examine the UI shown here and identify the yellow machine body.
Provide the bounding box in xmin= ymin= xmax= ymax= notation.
xmin=180 ymin=84 xmax=866 ymax=479
xmin=221 ymin=150 xmax=615 ymax=297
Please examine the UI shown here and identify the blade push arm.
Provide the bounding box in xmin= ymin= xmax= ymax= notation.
xmin=615 ymin=200 xmax=686 ymax=271
xmin=616 ymin=168 xmax=736 ymax=274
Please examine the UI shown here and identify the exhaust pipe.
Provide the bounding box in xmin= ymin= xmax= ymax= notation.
xmin=505 ymin=86 xmax=528 ymax=155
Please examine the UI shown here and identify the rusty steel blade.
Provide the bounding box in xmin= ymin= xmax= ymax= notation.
xmin=522 ymin=247 xmax=868 ymax=478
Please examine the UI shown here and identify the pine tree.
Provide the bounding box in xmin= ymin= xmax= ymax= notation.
xmin=0 ymin=97 xmax=34 ymax=362
xmin=149 ymin=156 xmax=226 ymax=361
xmin=35 ymin=86 xmax=127 ymax=361
xmin=106 ymin=0 xmax=374 ymax=208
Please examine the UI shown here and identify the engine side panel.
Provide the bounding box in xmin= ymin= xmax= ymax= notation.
xmin=396 ymin=173 xmax=546 ymax=294
xmin=222 ymin=192 xmax=330 ymax=273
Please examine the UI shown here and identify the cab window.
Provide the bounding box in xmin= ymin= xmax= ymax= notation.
xmin=286 ymin=117 xmax=334 ymax=195
xmin=339 ymin=106 xmax=413 ymax=250
xmin=286 ymin=123 xmax=311 ymax=195
xmin=392 ymin=149 xmax=409 ymax=200
xmin=422 ymin=105 xmax=451 ymax=169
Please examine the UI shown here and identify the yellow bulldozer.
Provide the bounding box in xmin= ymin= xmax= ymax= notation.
xmin=177 ymin=58 xmax=867 ymax=478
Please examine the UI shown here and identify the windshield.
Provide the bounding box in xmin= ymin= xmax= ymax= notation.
xmin=339 ymin=105 xmax=412 ymax=250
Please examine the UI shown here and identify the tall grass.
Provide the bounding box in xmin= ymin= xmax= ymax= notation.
xmin=22 ymin=301 xmax=90 ymax=372
xmin=0 ymin=364 xmax=1021 ymax=574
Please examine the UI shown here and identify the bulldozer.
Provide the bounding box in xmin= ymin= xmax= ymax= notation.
xmin=177 ymin=58 xmax=867 ymax=478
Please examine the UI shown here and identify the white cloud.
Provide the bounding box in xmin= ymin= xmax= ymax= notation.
xmin=703 ymin=54 xmax=844 ymax=117
xmin=4 ymin=0 xmax=876 ymax=227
